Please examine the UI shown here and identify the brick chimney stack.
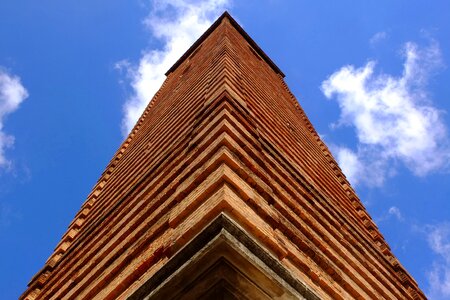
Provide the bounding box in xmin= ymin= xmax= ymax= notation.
xmin=22 ymin=12 xmax=425 ymax=300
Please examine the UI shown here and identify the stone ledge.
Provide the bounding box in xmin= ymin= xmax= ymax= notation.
xmin=128 ymin=213 xmax=320 ymax=300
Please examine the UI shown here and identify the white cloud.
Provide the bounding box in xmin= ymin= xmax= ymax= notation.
xmin=331 ymin=145 xmax=388 ymax=187
xmin=117 ymin=0 xmax=231 ymax=135
xmin=370 ymin=31 xmax=387 ymax=45
xmin=0 ymin=68 xmax=28 ymax=170
xmin=375 ymin=206 xmax=405 ymax=224
xmin=333 ymin=146 xmax=362 ymax=185
xmin=322 ymin=40 xmax=449 ymax=187
xmin=388 ymin=206 xmax=403 ymax=221
xmin=426 ymin=223 xmax=450 ymax=299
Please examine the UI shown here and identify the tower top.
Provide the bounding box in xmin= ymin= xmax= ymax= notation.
xmin=166 ymin=11 xmax=285 ymax=77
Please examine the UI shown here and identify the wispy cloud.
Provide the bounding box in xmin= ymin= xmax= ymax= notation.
xmin=117 ymin=0 xmax=231 ymax=135
xmin=426 ymin=222 xmax=450 ymax=299
xmin=370 ymin=31 xmax=388 ymax=45
xmin=330 ymin=144 xmax=388 ymax=187
xmin=0 ymin=202 xmax=12 ymax=230
xmin=322 ymin=40 xmax=449 ymax=187
xmin=376 ymin=210 xmax=450 ymax=299
xmin=0 ymin=68 xmax=28 ymax=170
xmin=375 ymin=206 xmax=405 ymax=224
xmin=376 ymin=209 xmax=450 ymax=298
xmin=388 ymin=206 xmax=404 ymax=221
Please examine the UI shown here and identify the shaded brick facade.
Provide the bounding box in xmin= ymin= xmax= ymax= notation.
xmin=22 ymin=12 xmax=425 ymax=299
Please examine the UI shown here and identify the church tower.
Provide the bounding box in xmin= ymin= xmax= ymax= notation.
xmin=22 ymin=12 xmax=425 ymax=299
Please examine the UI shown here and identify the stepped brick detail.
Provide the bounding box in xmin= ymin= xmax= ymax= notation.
xmin=22 ymin=12 xmax=425 ymax=300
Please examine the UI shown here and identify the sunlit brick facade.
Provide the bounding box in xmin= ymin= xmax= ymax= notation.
xmin=22 ymin=12 xmax=425 ymax=299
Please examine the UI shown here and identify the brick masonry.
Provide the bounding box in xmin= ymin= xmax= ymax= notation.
xmin=21 ymin=12 xmax=425 ymax=300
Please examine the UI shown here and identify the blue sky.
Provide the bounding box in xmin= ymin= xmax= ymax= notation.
xmin=1 ymin=1 xmax=449 ymax=299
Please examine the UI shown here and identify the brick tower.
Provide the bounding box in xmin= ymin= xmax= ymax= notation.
xmin=22 ymin=12 xmax=425 ymax=299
